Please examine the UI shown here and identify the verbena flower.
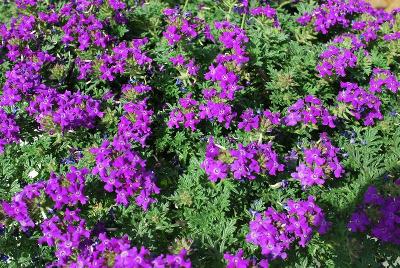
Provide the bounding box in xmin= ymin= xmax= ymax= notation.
xmin=90 ymin=139 xmax=159 ymax=209
xmin=284 ymin=95 xmax=336 ymax=128
xmin=291 ymin=132 xmax=344 ymax=187
xmin=348 ymin=184 xmax=400 ymax=245
xmin=338 ymin=82 xmax=383 ymax=126
xmin=0 ymin=109 xmax=19 ymax=153
xmin=246 ymin=196 xmax=329 ymax=261
xmin=201 ymin=137 xmax=283 ymax=182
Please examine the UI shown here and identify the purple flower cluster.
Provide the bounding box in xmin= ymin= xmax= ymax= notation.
xmin=338 ymin=82 xmax=383 ymax=126
xmin=297 ymin=0 xmax=397 ymax=70
xmin=207 ymin=21 xmax=249 ymax=111
xmin=0 ymin=109 xmax=19 ymax=153
xmin=3 ymin=184 xmax=192 ymax=268
xmin=1 ymin=166 xmax=88 ymax=230
xmin=297 ymin=0 xmax=382 ymax=34
xmin=246 ymin=196 xmax=330 ymax=260
xmin=26 ymin=89 xmax=103 ymax=132
xmin=38 ymin=211 xmax=91 ymax=266
xmin=3 ymin=194 xmax=193 ymax=268
xmin=250 ymin=5 xmax=280 ymax=27
xmin=122 ymin=83 xmax=152 ymax=98
xmin=0 ymin=51 xmax=55 ymax=106
xmin=0 ymin=156 xmax=170 ymax=267
xmin=213 ymin=20 xmax=249 ymax=66
xmin=224 ymin=249 xmax=252 ymax=268
xmin=348 ymin=185 xmax=400 ymax=245
xmin=163 ymin=8 xmax=207 ymax=46
xmin=316 ymin=33 xmax=371 ymax=78
xmin=351 ymin=11 xmax=394 ymax=42
xmin=369 ymin=68 xmax=400 ymax=93
xmin=75 ymin=57 xmax=93 ymax=80
xmin=72 ymin=232 xmax=191 ymax=268
xmin=108 ymin=0 xmax=126 ymax=11
xmin=295 ymin=2 xmax=398 ymax=128
xmin=167 ymin=20 xmax=250 ymax=131
xmin=0 ymin=15 xmax=109 ymax=136
xmin=38 ymin=10 xmax=59 ymax=24
xmin=117 ymin=99 xmax=153 ymax=147
xmin=0 ymin=15 xmax=37 ymax=47
xmin=1 ymin=181 xmax=46 ymax=230
xmin=90 ymin=139 xmax=159 ymax=209
xmin=169 ymin=54 xmax=199 ymax=77
xmin=197 ymin=20 xmax=250 ymax=127
xmin=45 ymin=166 xmax=89 ymax=210
xmin=316 ymin=45 xmax=358 ymax=78
xmin=224 ymin=249 xmax=269 ymax=268
xmin=332 ymin=33 xmax=367 ymax=51
xmin=168 ymin=94 xmax=200 ymax=131
xmin=238 ymin=108 xmax=281 ymax=132
xmin=198 ymin=101 xmax=237 ymax=129
xmin=383 ymin=31 xmax=400 ymax=41
xmin=96 ymin=39 xmax=152 ymax=81
xmin=291 ymin=132 xmax=344 ymax=187
xmin=168 ymin=95 xmax=238 ymax=130
xmin=59 ymin=1 xmax=109 ymax=51
xmin=201 ymin=137 xmax=283 ymax=182
xmin=117 ymin=83 xmax=154 ymax=146
xmin=15 ymin=0 xmax=37 ymax=9
xmin=284 ymin=95 xmax=336 ymax=128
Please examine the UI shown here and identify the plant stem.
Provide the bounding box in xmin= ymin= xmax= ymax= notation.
xmin=227 ymin=4 xmax=233 ymax=21
xmin=241 ymin=12 xmax=247 ymax=29
xmin=258 ymin=132 xmax=263 ymax=144
xmin=278 ymin=0 xmax=292 ymax=9
xmin=40 ymin=207 xmax=48 ymax=219
xmin=182 ymin=0 xmax=189 ymax=11
xmin=215 ymin=143 xmax=227 ymax=150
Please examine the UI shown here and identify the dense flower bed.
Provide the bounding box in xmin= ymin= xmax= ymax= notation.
xmin=0 ymin=0 xmax=399 ymax=267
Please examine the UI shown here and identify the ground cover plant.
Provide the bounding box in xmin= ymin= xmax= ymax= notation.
xmin=0 ymin=0 xmax=399 ymax=267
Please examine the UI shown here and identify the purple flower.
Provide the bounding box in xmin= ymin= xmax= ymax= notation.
xmin=201 ymin=137 xmax=283 ymax=182
xmin=317 ymin=45 xmax=358 ymax=78
xmin=369 ymin=68 xmax=400 ymax=93
xmin=26 ymin=89 xmax=103 ymax=132
xmin=170 ymin=54 xmax=185 ymax=66
xmin=304 ymin=148 xmax=325 ymax=166
xmin=338 ymin=82 xmax=383 ymax=126
xmin=45 ymin=166 xmax=89 ymax=210
xmin=246 ymin=197 xmax=329 ymax=260
xmin=292 ymin=133 xmax=344 ymax=187
xmin=291 ymin=163 xmax=312 ymax=186
xmin=207 ymin=160 xmax=229 ymax=182
xmin=250 ymin=5 xmax=280 ymax=27
xmin=205 ymin=137 xmax=220 ymax=158
xmin=284 ymin=96 xmax=336 ymax=128
xmin=163 ymin=249 xmax=191 ymax=268
xmin=348 ymin=211 xmax=370 ymax=232
xmin=224 ymin=249 xmax=251 ymax=268
xmin=117 ymin=99 xmax=153 ymax=147
xmin=297 ymin=0 xmax=383 ymax=35
xmin=348 ymin=182 xmax=400 ymax=245
xmin=363 ymin=186 xmax=384 ymax=206
xmin=0 ymin=109 xmax=19 ymax=153
xmin=238 ymin=109 xmax=260 ymax=132
xmin=163 ymin=25 xmax=181 ymax=45
xmin=90 ymin=139 xmax=159 ymax=209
